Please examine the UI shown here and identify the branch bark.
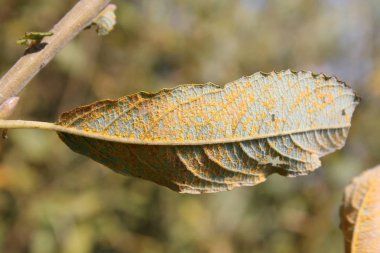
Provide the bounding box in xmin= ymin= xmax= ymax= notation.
xmin=0 ymin=0 xmax=111 ymax=110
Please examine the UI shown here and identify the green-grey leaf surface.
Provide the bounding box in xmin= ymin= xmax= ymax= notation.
xmin=56 ymin=70 xmax=359 ymax=193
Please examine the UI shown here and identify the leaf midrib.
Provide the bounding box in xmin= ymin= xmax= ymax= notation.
xmin=56 ymin=123 xmax=351 ymax=146
xmin=0 ymin=119 xmax=351 ymax=146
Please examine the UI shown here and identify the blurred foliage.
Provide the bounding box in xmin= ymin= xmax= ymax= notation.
xmin=0 ymin=0 xmax=379 ymax=252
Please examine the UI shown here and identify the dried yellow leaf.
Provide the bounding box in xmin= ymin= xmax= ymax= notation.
xmin=340 ymin=165 xmax=380 ymax=253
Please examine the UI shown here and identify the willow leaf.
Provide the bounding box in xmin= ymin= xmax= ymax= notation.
xmin=340 ymin=165 xmax=380 ymax=253
xmin=0 ymin=70 xmax=359 ymax=193
xmin=52 ymin=70 xmax=358 ymax=193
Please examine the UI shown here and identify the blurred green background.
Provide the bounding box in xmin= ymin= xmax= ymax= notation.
xmin=0 ymin=0 xmax=379 ymax=252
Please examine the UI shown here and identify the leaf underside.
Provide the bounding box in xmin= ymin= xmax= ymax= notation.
xmin=340 ymin=165 xmax=380 ymax=253
xmin=56 ymin=70 xmax=359 ymax=193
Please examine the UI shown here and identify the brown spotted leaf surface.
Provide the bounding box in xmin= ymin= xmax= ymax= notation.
xmin=340 ymin=165 xmax=380 ymax=253
xmin=56 ymin=70 xmax=359 ymax=193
